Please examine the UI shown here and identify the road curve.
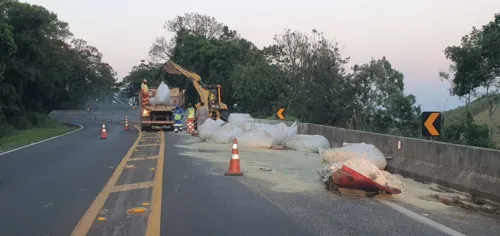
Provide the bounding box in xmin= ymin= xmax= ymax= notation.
xmin=0 ymin=119 xmax=138 ymax=236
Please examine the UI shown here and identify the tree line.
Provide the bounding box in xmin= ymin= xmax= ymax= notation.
xmin=0 ymin=1 xmax=119 ymax=138
xmin=127 ymin=13 xmax=466 ymax=143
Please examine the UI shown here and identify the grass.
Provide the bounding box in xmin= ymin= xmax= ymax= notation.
xmin=0 ymin=120 xmax=76 ymax=153
xmin=444 ymin=95 xmax=500 ymax=145
xmin=473 ymin=109 xmax=500 ymax=144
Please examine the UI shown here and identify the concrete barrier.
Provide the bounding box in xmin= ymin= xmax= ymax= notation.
xmin=256 ymin=119 xmax=500 ymax=202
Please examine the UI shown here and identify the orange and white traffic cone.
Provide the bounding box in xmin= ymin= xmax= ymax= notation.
xmin=225 ymin=138 xmax=243 ymax=176
xmin=124 ymin=116 xmax=129 ymax=131
xmin=100 ymin=124 xmax=108 ymax=139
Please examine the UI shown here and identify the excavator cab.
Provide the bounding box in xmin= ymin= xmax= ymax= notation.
xmin=205 ymin=85 xmax=220 ymax=109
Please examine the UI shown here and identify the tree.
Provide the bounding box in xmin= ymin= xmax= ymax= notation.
xmin=443 ymin=13 xmax=500 ymax=140
xmin=0 ymin=0 xmax=118 ymax=138
xmin=477 ymin=13 xmax=500 ymax=139
xmin=230 ymin=57 xmax=285 ymax=117
xmin=349 ymin=57 xmax=420 ymax=135
xmin=121 ymin=61 xmax=169 ymax=105
xmin=149 ymin=13 xmax=239 ymax=61
xmin=169 ymin=31 xmax=258 ymax=105
xmin=265 ymin=29 xmax=355 ymax=126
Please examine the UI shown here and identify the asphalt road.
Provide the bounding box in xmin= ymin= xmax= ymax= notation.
xmin=0 ymin=119 xmax=138 ymax=236
xmin=160 ymin=133 xmax=452 ymax=236
xmin=1 ymin=115 xmax=497 ymax=236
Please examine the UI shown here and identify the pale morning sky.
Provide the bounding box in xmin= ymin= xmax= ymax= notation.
xmin=24 ymin=0 xmax=500 ymax=111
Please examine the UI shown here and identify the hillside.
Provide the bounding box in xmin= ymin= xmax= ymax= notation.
xmin=444 ymin=95 xmax=500 ymax=144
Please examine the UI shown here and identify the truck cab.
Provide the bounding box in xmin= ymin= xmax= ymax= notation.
xmin=139 ymin=87 xmax=185 ymax=131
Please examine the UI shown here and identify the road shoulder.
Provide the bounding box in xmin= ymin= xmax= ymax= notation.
xmin=0 ymin=121 xmax=82 ymax=155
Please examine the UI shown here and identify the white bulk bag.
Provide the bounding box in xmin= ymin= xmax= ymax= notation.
xmin=228 ymin=113 xmax=255 ymax=129
xmin=198 ymin=119 xmax=225 ymax=141
xmin=282 ymin=135 xmax=330 ymax=153
xmin=212 ymin=123 xmax=244 ymax=144
xmin=253 ymin=123 xmax=288 ymax=145
xmin=273 ymin=122 xmax=298 ymax=140
xmin=153 ymin=81 xmax=171 ymax=105
xmin=319 ymin=143 xmax=387 ymax=170
xmin=238 ymin=130 xmax=274 ymax=149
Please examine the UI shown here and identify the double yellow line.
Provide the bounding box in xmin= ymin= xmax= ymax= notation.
xmin=71 ymin=127 xmax=165 ymax=236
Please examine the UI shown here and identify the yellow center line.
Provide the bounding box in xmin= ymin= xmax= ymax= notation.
xmin=137 ymin=143 xmax=160 ymax=147
xmin=70 ymin=126 xmax=143 ymax=236
xmin=128 ymin=156 xmax=158 ymax=161
xmin=146 ymin=130 xmax=165 ymax=236
xmin=111 ymin=181 xmax=155 ymax=193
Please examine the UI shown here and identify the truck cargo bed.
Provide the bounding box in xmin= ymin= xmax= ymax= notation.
xmin=142 ymin=105 xmax=176 ymax=111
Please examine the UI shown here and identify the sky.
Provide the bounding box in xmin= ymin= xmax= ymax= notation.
xmin=25 ymin=0 xmax=500 ymax=111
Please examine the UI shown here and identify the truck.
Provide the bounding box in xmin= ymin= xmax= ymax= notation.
xmin=163 ymin=61 xmax=230 ymax=121
xmin=139 ymin=87 xmax=185 ymax=131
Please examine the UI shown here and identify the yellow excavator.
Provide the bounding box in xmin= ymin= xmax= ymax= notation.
xmin=163 ymin=61 xmax=230 ymax=121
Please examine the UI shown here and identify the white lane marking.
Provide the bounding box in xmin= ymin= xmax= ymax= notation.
xmin=0 ymin=122 xmax=83 ymax=156
xmin=376 ymin=199 xmax=466 ymax=236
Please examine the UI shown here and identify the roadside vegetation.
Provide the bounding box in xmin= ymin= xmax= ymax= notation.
xmin=0 ymin=1 xmax=118 ymax=145
xmin=123 ymin=12 xmax=500 ymax=149
xmin=2 ymin=1 xmax=499 ymax=150
xmin=0 ymin=113 xmax=75 ymax=152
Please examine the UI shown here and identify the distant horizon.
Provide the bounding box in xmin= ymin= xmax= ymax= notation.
xmin=25 ymin=0 xmax=500 ymax=111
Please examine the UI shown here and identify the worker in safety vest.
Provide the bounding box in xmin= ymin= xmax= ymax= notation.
xmin=186 ymin=103 xmax=195 ymax=134
xmin=173 ymin=105 xmax=184 ymax=133
xmin=141 ymin=79 xmax=149 ymax=105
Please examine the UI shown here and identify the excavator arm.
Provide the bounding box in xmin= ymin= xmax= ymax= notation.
xmin=163 ymin=61 xmax=207 ymax=104
xmin=163 ymin=61 xmax=229 ymax=120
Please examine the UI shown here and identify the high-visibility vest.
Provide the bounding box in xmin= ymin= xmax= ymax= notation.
xmin=141 ymin=83 xmax=148 ymax=93
xmin=174 ymin=113 xmax=182 ymax=120
xmin=187 ymin=107 xmax=195 ymax=118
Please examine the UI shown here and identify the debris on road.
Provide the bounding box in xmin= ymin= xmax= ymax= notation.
xmin=191 ymin=113 xmax=500 ymax=215
xmin=198 ymin=113 xmax=300 ymax=149
xmin=319 ymin=158 xmax=403 ymax=195
xmin=196 ymin=113 xmax=403 ymax=195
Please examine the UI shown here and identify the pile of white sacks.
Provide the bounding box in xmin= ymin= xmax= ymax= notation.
xmin=198 ymin=113 xmax=404 ymax=191
xmin=197 ymin=113 xmax=331 ymax=151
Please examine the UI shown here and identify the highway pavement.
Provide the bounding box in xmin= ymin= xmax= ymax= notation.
xmin=0 ymin=119 xmax=137 ymax=236
xmin=1 ymin=115 xmax=498 ymax=236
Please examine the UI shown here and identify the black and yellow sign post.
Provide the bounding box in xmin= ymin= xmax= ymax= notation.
xmin=276 ymin=107 xmax=286 ymax=120
xmin=421 ymin=112 xmax=441 ymax=137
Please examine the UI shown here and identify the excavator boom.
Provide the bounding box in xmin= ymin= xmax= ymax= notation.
xmin=163 ymin=61 xmax=229 ymax=120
